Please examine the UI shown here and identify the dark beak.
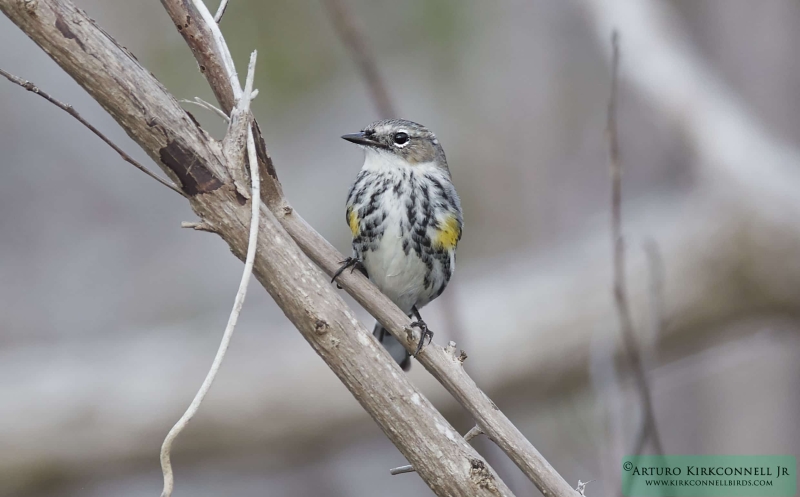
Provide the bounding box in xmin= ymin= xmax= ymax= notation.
xmin=341 ymin=131 xmax=383 ymax=148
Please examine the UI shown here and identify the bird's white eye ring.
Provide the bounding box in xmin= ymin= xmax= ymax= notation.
xmin=393 ymin=131 xmax=409 ymax=147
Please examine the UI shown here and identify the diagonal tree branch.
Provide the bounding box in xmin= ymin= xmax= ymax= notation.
xmin=158 ymin=1 xmax=578 ymax=495
xmin=0 ymin=1 xmax=514 ymax=495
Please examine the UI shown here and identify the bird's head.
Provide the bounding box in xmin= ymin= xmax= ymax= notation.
xmin=342 ymin=119 xmax=448 ymax=172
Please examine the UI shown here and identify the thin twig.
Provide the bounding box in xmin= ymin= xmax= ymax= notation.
xmin=464 ymin=425 xmax=485 ymax=442
xmin=575 ymin=479 xmax=594 ymax=496
xmin=181 ymin=97 xmax=230 ymax=122
xmin=0 ymin=67 xmax=186 ymax=197
xmin=322 ymin=0 xmax=396 ymax=118
xmin=191 ymin=0 xmax=241 ymax=101
xmin=181 ymin=220 xmax=216 ymax=232
xmin=633 ymin=238 xmax=665 ymax=456
xmin=213 ymin=0 xmax=228 ymax=23
xmin=159 ymin=51 xmax=260 ymax=497
xmin=607 ymin=31 xmax=664 ymax=456
xmin=389 ymin=425 xmax=485 ymax=475
xmin=389 ymin=465 xmax=416 ymax=476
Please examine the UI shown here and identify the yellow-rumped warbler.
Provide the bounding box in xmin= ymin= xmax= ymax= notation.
xmin=333 ymin=119 xmax=463 ymax=370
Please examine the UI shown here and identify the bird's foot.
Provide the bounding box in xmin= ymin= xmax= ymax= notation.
xmin=409 ymin=319 xmax=433 ymax=356
xmin=331 ymin=257 xmax=365 ymax=288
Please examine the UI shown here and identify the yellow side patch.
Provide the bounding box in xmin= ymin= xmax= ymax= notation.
xmin=348 ymin=209 xmax=360 ymax=237
xmin=435 ymin=215 xmax=461 ymax=249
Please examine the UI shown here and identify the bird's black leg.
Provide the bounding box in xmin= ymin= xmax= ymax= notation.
xmin=331 ymin=256 xmax=366 ymax=288
xmin=409 ymin=305 xmax=433 ymax=356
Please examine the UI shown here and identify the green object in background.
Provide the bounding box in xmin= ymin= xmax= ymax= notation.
xmin=621 ymin=455 xmax=796 ymax=497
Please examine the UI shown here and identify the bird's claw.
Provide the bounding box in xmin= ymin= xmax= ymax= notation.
xmin=331 ymin=257 xmax=365 ymax=288
xmin=409 ymin=320 xmax=433 ymax=356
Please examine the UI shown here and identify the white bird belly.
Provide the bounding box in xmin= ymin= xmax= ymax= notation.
xmin=362 ymin=213 xmax=427 ymax=315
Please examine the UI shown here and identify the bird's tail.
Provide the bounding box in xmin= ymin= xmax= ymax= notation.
xmin=373 ymin=322 xmax=411 ymax=371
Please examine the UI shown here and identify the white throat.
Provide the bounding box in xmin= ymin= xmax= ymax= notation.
xmin=361 ymin=149 xmax=439 ymax=174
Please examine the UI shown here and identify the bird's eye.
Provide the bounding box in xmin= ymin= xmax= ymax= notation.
xmin=393 ymin=132 xmax=409 ymax=145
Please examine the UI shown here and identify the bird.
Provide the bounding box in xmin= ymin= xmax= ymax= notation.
xmin=333 ymin=119 xmax=463 ymax=370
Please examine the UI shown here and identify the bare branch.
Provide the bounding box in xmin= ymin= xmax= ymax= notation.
xmin=159 ymin=50 xmax=260 ymax=497
xmin=0 ymin=67 xmax=186 ymax=197
xmin=606 ymin=31 xmax=664 ymax=456
xmin=322 ymin=0 xmax=396 ymax=118
xmin=188 ymin=0 xmax=240 ymax=101
xmin=213 ymin=0 xmax=228 ymax=23
xmin=160 ymin=0 xmax=238 ymax=114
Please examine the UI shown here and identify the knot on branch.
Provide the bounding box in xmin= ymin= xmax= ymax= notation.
xmin=21 ymin=0 xmax=38 ymax=14
xmin=469 ymin=459 xmax=498 ymax=492
xmin=314 ymin=319 xmax=330 ymax=335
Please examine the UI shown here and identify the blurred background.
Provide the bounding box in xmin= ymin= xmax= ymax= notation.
xmin=1 ymin=0 xmax=799 ymax=496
